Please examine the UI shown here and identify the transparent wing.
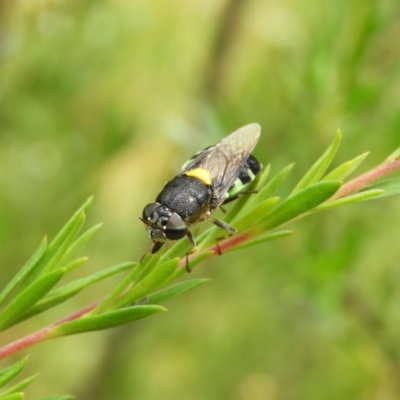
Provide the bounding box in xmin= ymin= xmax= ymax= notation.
xmin=181 ymin=123 xmax=261 ymax=206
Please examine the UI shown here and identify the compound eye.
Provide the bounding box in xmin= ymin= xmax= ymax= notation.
xmin=142 ymin=203 xmax=160 ymax=221
xmin=165 ymin=213 xmax=187 ymax=240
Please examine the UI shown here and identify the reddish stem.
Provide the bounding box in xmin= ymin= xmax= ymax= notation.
xmin=177 ymin=231 xmax=253 ymax=269
xmin=0 ymin=299 xmax=103 ymax=360
xmin=332 ymin=159 xmax=400 ymax=200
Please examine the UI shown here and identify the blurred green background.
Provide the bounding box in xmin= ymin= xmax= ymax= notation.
xmin=1 ymin=0 xmax=400 ymax=399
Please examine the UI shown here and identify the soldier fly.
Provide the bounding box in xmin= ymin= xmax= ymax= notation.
xmin=140 ymin=123 xmax=262 ymax=258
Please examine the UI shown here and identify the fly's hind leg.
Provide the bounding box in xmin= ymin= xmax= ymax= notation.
xmin=211 ymin=217 xmax=236 ymax=234
xmin=220 ymin=190 xmax=258 ymax=207
xmin=214 ymin=236 xmax=226 ymax=256
xmin=184 ymin=218 xmax=236 ymax=270
xmin=210 ymin=217 xmax=236 ymax=256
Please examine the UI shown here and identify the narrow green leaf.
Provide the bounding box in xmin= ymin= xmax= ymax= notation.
xmin=13 ymin=263 xmax=135 ymax=323
xmin=48 ymin=196 xmax=93 ymax=249
xmin=247 ymin=163 xmax=294 ymax=210
xmin=58 ymin=223 xmax=103 ymax=268
xmin=0 ymin=393 xmax=24 ymax=400
xmin=146 ymin=279 xmax=209 ymax=304
xmin=42 ymin=212 xmax=86 ymax=274
xmin=135 ymin=247 xmax=164 ymax=283
xmin=0 ymin=237 xmax=47 ymax=308
xmin=19 ymin=206 xmax=87 ymax=291
xmin=52 ymin=305 xmax=165 ymax=336
xmin=224 ymin=164 xmax=271 ymax=224
xmin=0 ymin=358 xmax=29 ymax=388
xmin=226 ymin=230 xmax=296 ymax=252
xmin=204 ymin=165 xmax=294 ymax=246
xmin=233 ymin=197 xmax=279 ymax=232
xmin=315 ymin=189 xmax=384 ymax=211
xmin=162 ymin=235 xmax=191 ymax=260
xmin=0 ymin=375 xmax=37 ymax=397
xmin=323 ymin=152 xmax=369 ymax=181
xmin=184 ymin=250 xmax=213 ymax=272
xmin=291 ymin=130 xmax=341 ymax=194
xmin=194 ymin=165 xmax=293 ymax=250
xmin=165 ymin=250 xmax=214 ymax=284
xmin=366 ymin=177 xmax=400 ymax=198
xmin=37 ymin=396 xmax=74 ymax=400
xmin=62 ymin=257 xmax=88 ymax=274
xmin=0 ymin=269 xmax=66 ymax=331
xmin=112 ymin=258 xmax=179 ymax=309
xmin=194 ymin=224 xmax=228 ymax=251
xmin=261 ymin=180 xmax=342 ymax=230
xmin=386 ymin=146 xmax=400 ymax=162
xmin=225 ymin=164 xmax=293 ymax=226
xmin=90 ymin=263 xmax=143 ymax=316
xmin=253 ymin=163 xmax=272 ymax=189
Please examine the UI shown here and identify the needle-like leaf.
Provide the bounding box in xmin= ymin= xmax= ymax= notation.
xmin=0 ymin=237 xmax=47 ymax=308
xmin=52 ymin=306 xmax=166 ymax=336
xmin=19 ymin=197 xmax=92 ymax=291
xmin=0 ymin=269 xmax=67 ymax=331
xmin=0 ymin=358 xmax=29 ymax=389
xmin=291 ymin=130 xmax=341 ymax=194
xmin=0 ymin=375 xmax=38 ymax=397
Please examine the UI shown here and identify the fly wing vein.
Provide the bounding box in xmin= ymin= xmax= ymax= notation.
xmin=180 ymin=123 xmax=261 ymax=206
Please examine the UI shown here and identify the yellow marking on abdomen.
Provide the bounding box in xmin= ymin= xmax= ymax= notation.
xmin=185 ymin=168 xmax=212 ymax=186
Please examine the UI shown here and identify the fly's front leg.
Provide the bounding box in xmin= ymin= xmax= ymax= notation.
xmin=185 ymin=230 xmax=197 ymax=272
xmin=140 ymin=242 xmax=164 ymax=263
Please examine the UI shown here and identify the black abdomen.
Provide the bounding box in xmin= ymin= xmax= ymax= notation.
xmin=237 ymin=154 xmax=262 ymax=184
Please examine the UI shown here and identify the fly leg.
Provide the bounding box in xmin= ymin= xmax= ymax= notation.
xmin=185 ymin=229 xmax=197 ymax=272
xmin=214 ymin=236 xmax=225 ymax=255
xmin=210 ymin=217 xmax=237 ymax=256
xmin=139 ymin=242 xmax=164 ymax=263
xmin=220 ymin=190 xmax=258 ymax=206
xmin=218 ymin=190 xmax=258 ymax=213
xmin=211 ymin=217 xmax=236 ymax=234
xmin=151 ymin=242 xmax=165 ymax=254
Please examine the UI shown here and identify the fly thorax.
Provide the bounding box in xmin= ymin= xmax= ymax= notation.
xmin=156 ymin=175 xmax=212 ymax=222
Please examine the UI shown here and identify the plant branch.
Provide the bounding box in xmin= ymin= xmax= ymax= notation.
xmin=1 ymin=144 xmax=399 ymax=361
xmin=0 ymin=299 xmax=103 ymax=360
xmin=332 ymin=158 xmax=400 ymax=200
xmin=177 ymin=231 xmax=253 ymax=270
